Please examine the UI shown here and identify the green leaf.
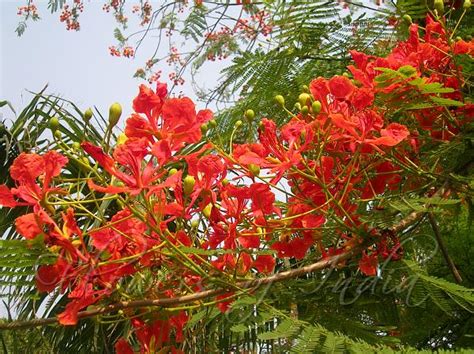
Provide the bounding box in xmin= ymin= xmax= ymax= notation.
xmin=230 ymin=323 xmax=249 ymax=333
xmin=258 ymin=318 xmax=302 ymax=340
xmin=430 ymin=96 xmax=464 ymax=107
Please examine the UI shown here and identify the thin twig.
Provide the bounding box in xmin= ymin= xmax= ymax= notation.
xmin=427 ymin=212 xmax=463 ymax=284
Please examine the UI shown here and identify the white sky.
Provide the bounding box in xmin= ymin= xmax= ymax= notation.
xmin=0 ymin=0 xmax=224 ymax=122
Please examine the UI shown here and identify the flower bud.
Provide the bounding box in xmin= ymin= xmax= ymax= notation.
xmin=202 ymin=203 xmax=212 ymax=218
xmin=298 ymin=93 xmax=311 ymax=106
xmin=200 ymin=123 xmax=208 ymax=134
xmin=108 ymin=102 xmax=122 ymax=127
xmin=83 ymin=108 xmax=93 ymax=122
xmin=312 ymin=100 xmax=322 ymax=114
xmin=72 ymin=142 xmax=81 ymax=150
xmin=234 ymin=120 xmax=243 ymax=129
xmin=209 ymin=119 xmax=217 ymax=128
xmin=49 ymin=116 xmax=60 ymax=132
xmin=294 ymin=102 xmax=302 ymax=111
xmin=244 ymin=109 xmax=255 ymax=121
xmin=168 ymin=168 xmax=178 ymax=176
xmin=464 ymin=0 xmax=471 ymax=10
xmin=402 ymin=14 xmax=412 ymax=24
xmin=301 ymin=106 xmax=309 ymax=116
xmin=248 ymin=163 xmax=260 ymax=177
xmin=183 ymin=175 xmax=196 ymax=195
xmin=274 ymin=95 xmax=285 ymax=106
xmin=53 ymin=130 xmax=62 ymax=139
xmin=222 ymin=178 xmax=230 ymax=186
xmin=191 ymin=219 xmax=199 ymax=228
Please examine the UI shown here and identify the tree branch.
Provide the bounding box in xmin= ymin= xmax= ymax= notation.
xmin=427 ymin=212 xmax=463 ymax=284
xmin=0 ymin=206 xmax=427 ymax=331
xmin=0 ymin=249 xmax=357 ymax=330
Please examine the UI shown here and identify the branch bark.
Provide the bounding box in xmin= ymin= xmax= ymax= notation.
xmin=0 ymin=249 xmax=356 ymax=330
xmin=427 ymin=212 xmax=463 ymax=284
xmin=0 ymin=208 xmax=427 ymax=331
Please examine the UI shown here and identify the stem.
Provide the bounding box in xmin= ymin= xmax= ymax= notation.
xmin=427 ymin=212 xmax=463 ymax=284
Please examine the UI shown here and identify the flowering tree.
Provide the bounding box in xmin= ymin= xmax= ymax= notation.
xmin=1 ymin=1 xmax=474 ymax=353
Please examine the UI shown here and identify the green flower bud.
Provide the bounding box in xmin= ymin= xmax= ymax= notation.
xmin=402 ymin=14 xmax=412 ymax=24
xmin=464 ymin=0 xmax=471 ymax=10
xmin=83 ymin=108 xmax=93 ymax=122
xmin=301 ymin=106 xmax=309 ymax=116
xmin=53 ymin=130 xmax=62 ymax=139
xmin=49 ymin=116 xmax=60 ymax=132
xmin=201 ymin=123 xmax=208 ymax=134
xmin=72 ymin=142 xmax=81 ymax=150
xmin=312 ymin=100 xmax=322 ymax=114
xmin=209 ymin=119 xmax=217 ymax=128
xmin=234 ymin=120 xmax=243 ymax=129
xmin=108 ymin=102 xmax=122 ymax=127
xmin=274 ymin=95 xmax=285 ymax=106
xmin=294 ymin=102 xmax=302 ymax=111
xmin=244 ymin=109 xmax=255 ymax=121
xmin=222 ymin=178 xmax=230 ymax=186
xmin=298 ymin=93 xmax=311 ymax=106
xmin=183 ymin=175 xmax=196 ymax=195
xmin=202 ymin=203 xmax=212 ymax=218
xmin=168 ymin=168 xmax=178 ymax=176
xmin=191 ymin=219 xmax=200 ymax=228
xmin=248 ymin=163 xmax=260 ymax=177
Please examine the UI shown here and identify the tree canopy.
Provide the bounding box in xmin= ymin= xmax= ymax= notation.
xmin=0 ymin=1 xmax=474 ymax=353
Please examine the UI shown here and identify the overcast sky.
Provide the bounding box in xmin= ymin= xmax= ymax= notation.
xmin=0 ymin=0 xmax=224 ymax=124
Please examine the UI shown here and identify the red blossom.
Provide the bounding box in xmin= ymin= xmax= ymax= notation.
xmin=359 ymin=252 xmax=378 ymax=276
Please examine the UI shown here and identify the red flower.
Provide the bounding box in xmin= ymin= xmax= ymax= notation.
xmin=57 ymin=284 xmax=98 ymax=325
xmin=249 ymin=183 xmax=277 ymax=225
xmin=90 ymin=209 xmax=148 ymax=258
xmin=368 ymin=123 xmax=409 ymax=147
xmin=253 ymin=255 xmax=275 ymax=274
xmin=126 ymin=84 xmax=213 ymax=152
xmin=161 ymin=97 xmax=213 ymax=148
xmin=359 ymin=252 xmax=378 ymax=276
xmin=272 ymin=233 xmax=314 ymax=260
xmin=82 ymin=138 xmax=164 ymax=195
xmin=328 ymin=75 xmax=354 ymax=99
xmin=36 ymin=257 xmax=70 ymax=292
xmin=133 ymin=84 xmax=165 ymax=121
xmin=216 ymin=292 xmax=234 ymax=313
xmin=0 ymin=151 xmax=68 ymax=211
xmin=15 ymin=213 xmax=43 ymax=239
xmin=115 ymin=338 xmax=134 ymax=354
xmin=454 ymin=39 xmax=474 ymax=56
xmin=133 ymin=318 xmax=171 ymax=351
